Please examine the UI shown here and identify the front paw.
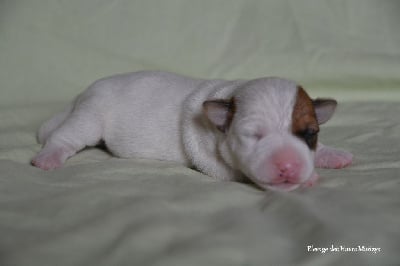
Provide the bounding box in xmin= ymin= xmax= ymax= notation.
xmin=302 ymin=171 xmax=319 ymax=188
xmin=315 ymin=146 xmax=353 ymax=169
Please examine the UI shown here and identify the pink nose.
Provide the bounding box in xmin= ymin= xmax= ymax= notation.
xmin=276 ymin=161 xmax=300 ymax=179
xmin=272 ymin=148 xmax=302 ymax=182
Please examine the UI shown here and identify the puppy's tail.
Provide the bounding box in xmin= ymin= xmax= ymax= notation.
xmin=37 ymin=102 xmax=74 ymax=144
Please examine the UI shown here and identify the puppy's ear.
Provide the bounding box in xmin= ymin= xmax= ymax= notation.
xmin=203 ymin=98 xmax=235 ymax=133
xmin=313 ymin=98 xmax=337 ymax=125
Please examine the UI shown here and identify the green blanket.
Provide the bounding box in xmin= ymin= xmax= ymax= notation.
xmin=1 ymin=1 xmax=399 ymax=265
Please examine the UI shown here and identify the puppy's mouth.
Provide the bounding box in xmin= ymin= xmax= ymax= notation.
xmin=266 ymin=181 xmax=301 ymax=191
xmin=251 ymin=178 xmax=302 ymax=191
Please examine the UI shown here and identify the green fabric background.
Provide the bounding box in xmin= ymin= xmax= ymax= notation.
xmin=1 ymin=1 xmax=400 ymax=266
xmin=1 ymin=0 xmax=400 ymax=104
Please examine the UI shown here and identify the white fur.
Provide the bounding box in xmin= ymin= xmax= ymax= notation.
xmin=33 ymin=71 xmax=353 ymax=190
xmin=183 ymin=77 xmax=314 ymax=190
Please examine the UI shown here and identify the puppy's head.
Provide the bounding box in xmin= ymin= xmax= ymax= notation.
xmin=203 ymin=78 xmax=336 ymax=191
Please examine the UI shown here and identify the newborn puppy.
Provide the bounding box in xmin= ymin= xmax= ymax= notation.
xmin=32 ymin=71 xmax=353 ymax=191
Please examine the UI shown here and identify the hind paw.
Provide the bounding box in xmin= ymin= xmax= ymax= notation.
xmin=31 ymin=146 xmax=71 ymax=170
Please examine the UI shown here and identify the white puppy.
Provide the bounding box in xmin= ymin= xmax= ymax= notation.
xmin=32 ymin=71 xmax=353 ymax=191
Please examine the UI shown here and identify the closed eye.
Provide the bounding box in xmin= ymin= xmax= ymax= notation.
xmin=253 ymin=132 xmax=264 ymax=140
xmin=241 ymin=129 xmax=265 ymax=141
xmin=242 ymin=132 xmax=263 ymax=140
xmin=296 ymin=128 xmax=319 ymax=149
xmin=239 ymin=123 xmax=267 ymax=141
xmin=303 ymin=128 xmax=318 ymax=137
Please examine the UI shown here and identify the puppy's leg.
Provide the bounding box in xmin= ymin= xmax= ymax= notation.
xmin=37 ymin=103 xmax=74 ymax=144
xmin=32 ymin=110 xmax=103 ymax=170
xmin=303 ymin=171 xmax=320 ymax=188
xmin=315 ymin=142 xmax=353 ymax=169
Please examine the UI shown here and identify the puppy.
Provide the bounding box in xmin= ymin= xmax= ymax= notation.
xmin=32 ymin=71 xmax=353 ymax=191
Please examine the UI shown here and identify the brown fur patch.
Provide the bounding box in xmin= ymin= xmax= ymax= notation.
xmin=292 ymin=86 xmax=319 ymax=150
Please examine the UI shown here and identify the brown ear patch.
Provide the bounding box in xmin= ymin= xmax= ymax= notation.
xmin=292 ymin=86 xmax=319 ymax=150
